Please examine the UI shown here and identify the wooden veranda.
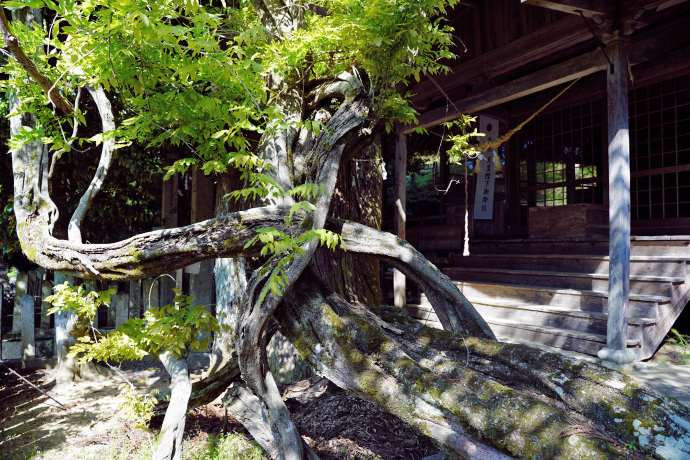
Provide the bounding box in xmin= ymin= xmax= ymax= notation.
xmin=392 ymin=0 xmax=690 ymax=365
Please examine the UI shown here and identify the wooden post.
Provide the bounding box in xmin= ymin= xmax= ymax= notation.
xmin=107 ymin=282 xmax=118 ymax=327
xmin=394 ymin=125 xmax=407 ymax=309
xmin=161 ymin=173 xmax=180 ymax=307
xmin=599 ymin=34 xmax=635 ymax=368
xmin=439 ymin=145 xmax=448 ymax=220
xmin=190 ymin=169 xmax=215 ymax=308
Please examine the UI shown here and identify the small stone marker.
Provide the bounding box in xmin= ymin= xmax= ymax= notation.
xmin=12 ymin=272 xmax=28 ymax=333
xmin=142 ymin=278 xmax=159 ymax=312
xmin=54 ymin=308 xmax=70 ymax=364
xmin=107 ymin=283 xmax=118 ymax=327
xmin=115 ymin=293 xmax=130 ymax=327
xmin=21 ymin=294 xmax=35 ymax=363
xmin=129 ymin=280 xmax=142 ymax=319
xmin=40 ymin=281 xmax=53 ymax=330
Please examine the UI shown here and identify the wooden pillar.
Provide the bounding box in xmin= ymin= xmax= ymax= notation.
xmin=599 ymin=34 xmax=635 ymax=368
xmin=161 ymin=173 xmax=180 ymax=306
xmin=439 ymin=144 xmax=449 ymax=220
xmin=161 ymin=173 xmax=179 ymax=229
xmin=190 ymin=169 xmax=215 ymax=307
xmin=115 ymin=292 xmax=130 ymax=328
xmin=107 ymin=282 xmax=118 ymax=327
xmin=394 ymin=125 xmax=407 ymax=308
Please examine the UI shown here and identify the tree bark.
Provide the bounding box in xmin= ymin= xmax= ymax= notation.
xmin=311 ymin=141 xmax=383 ymax=307
xmin=223 ymin=381 xmax=321 ymax=460
xmin=153 ymin=360 xmax=241 ymax=417
xmin=67 ymin=84 xmax=116 ymax=244
xmin=153 ymin=352 xmax=192 ymax=460
xmin=277 ymin=273 xmax=690 ymax=460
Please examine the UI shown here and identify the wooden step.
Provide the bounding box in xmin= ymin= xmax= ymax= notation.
xmin=463 ymin=238 xmax=610 ymax=256
xmin=469 ymin=299 xmax=655 ymax=341
xmin=451 ymin=254 xmax=688 ymax=278
xmin=485 ymin=319 xmax=640 ymax=356
xmin=444 ymin=267 xmax=684 ymax=296
xmin=405 ymin=303 xmax=441 ymax=326
xmin=453 ymin=281 xmax=667 ymax=318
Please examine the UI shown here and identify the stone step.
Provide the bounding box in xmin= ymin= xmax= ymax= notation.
xmin=444 ymin=267 xmax=684 ymax=297
xmin=451 ymin=253 xmax=688 ymax=278
xmin=452 ymin=281 xmax=668 ymax=318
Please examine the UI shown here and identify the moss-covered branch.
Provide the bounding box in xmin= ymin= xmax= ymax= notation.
xmin=278 ymin=274 xmax=690 ymax=459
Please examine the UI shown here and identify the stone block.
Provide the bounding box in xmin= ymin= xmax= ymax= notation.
xmin=21 ymin=294 xmax=35 ymax=362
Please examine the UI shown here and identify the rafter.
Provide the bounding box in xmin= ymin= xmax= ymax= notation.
xmin=406 ymin=11 xmax=690 ymax=133
xmin=520 ymin=0 xmax=615 ymax=18
xmin=410 ymin=15 xmax=592 ymax=109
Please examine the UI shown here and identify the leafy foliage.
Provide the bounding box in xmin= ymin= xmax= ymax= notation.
xmin=47 ymin=283 xmax=221 ymax=361
xmin=45 ymin=282 xmax=115 ymax=319
xmin=3 ymin=0 xmax=461 ymax=195
xmin=118 ymin=384 xmax=159 ymax=429
xmin=46 ymin=282 xmax=221 ymax=426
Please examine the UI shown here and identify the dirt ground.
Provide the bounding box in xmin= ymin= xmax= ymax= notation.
xmin=0 ymin=360 xmax=439 ymax=460
xmin=3 ymin=339 xmax=687 ymax=460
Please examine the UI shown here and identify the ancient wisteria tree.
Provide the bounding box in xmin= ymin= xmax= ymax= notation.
xmin=3 ymin=1 xmax=690 ymax=459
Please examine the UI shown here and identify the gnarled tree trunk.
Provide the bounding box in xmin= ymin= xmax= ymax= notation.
xmin=8 ymin=3 xmax=690 ymax=460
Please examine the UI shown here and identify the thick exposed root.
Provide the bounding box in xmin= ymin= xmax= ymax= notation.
xmin=153 ymin=352 xmax=192 ymax=460
xmin=274 ymin=274 xmax=690 ymax=459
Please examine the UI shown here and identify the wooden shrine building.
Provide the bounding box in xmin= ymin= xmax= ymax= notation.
xmin=394 ymin=0 xmax=690 ymax=366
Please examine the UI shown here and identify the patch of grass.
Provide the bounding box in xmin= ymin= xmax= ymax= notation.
xmin=668 ymin=328 xmax=690 ymax=364
xmin=63 ymin=430 xmax=266 ymax=460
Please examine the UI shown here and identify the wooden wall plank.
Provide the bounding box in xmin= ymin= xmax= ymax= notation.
xmin=410 ymin=15 xmax=589 ymax=107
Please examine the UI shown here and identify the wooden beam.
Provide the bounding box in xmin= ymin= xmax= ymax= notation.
xmin=521 ymin=0 xmax=615 ymax=18
xmin=605 ymin=35 xmax=632 ymax=354
xmin=410 ymin=15 xmax=591 ymax=108
xmin=406 ymin=49 xmax=606 ymax=134
xmin=406 ymin=11 xmax=690 ymax=134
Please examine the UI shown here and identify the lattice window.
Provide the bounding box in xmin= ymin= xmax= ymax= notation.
xmin=630 ymin=73 xmax=690 ymax=220
xmin=519 ymin=99 xmax=604 ymax=207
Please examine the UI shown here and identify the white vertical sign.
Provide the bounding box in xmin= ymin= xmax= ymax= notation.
xmin=474 ymin=115 xmax=498 ymax=220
